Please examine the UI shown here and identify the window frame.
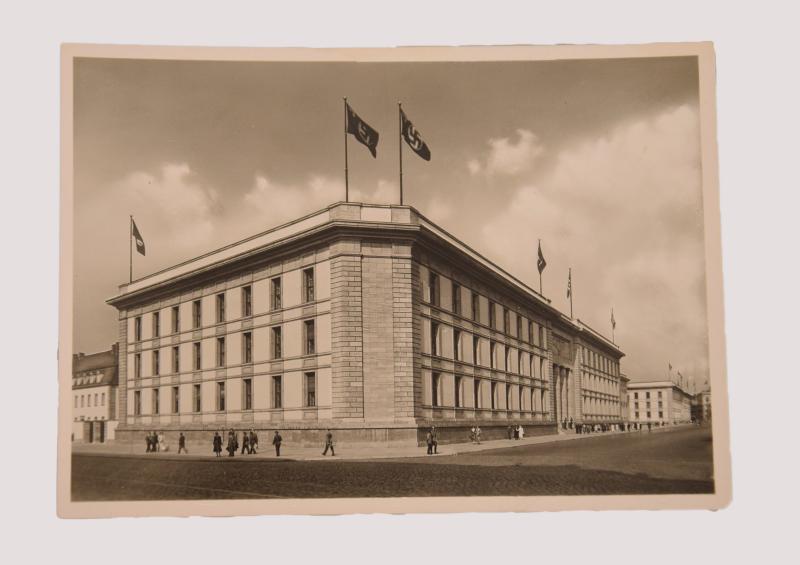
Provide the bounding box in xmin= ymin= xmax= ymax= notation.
xmin=242 ymin=285 xmax=252 ymax=318
xmin=270 ymin=277 xmax=282 ymax=310
xmin=302 ymin=267 xmax=315 ymax=303
xmin=304 ymin=372 xmax=316 ymax=408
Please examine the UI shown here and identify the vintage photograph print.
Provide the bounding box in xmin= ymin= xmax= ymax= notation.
xmin=59 ymin=43 xmax=730 ymax=517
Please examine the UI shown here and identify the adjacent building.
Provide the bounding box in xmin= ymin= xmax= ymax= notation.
xmin=626 ymin=380 xmax=693 ymax=425
xmin=105 ymin=202 xmax=625 ymax=448
xmin=72 ymin=343 xmax=119 ymax=443
xmin=692 ymin=389 xmax=712 ymax=423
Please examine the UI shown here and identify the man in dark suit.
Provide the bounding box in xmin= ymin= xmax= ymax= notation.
xmin=322 ymin=429 xmax=335 ymax=456
xmin=272 ymin=430 xmax=282 ymax=456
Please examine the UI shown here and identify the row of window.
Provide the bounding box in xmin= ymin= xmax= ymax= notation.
xmin=582 ymin=371 xmax=621 ymax=396
xmin=74 ymin=392 xmax=105 ymax=409
xmin=132 ymin=372 xmax=317 ymax=415
xmin=132 ymin=321 xmax=316 ymax=378
xmin=634 ymin=411 xmax=665 ymax=420
xmin=580 ymin=345 xmax=619 ymax=376
xmin=133 ymin=269 xmax=316 ymax=341
xmin=632 ymin=390 xmax=663 ymax=400
xmin=428 ymin=272 xmax=547 ymax=347
xmin=430 ymin=372 xmax=550 ymax=413
xmin=430 ymin=322 xmax=548 ymax=378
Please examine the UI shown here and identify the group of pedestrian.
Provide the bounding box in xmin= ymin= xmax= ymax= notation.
xmin=212 ymin=429 xmax=262 ymax=457
xmin=506 ymin=424 xmax=526 ymax=440
xmin=144 ymin=431 xmax=165 ymax=453
xmin=469 ymin=426 xmax=482 ymax=444
xmin=425 ymin=426 xmax=439 ymax=455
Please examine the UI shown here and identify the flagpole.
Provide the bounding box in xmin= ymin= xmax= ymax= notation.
xmin=129 ymin=215 xmax=133 ymax=283
xmin=398 ymin=102 xmax=403 ymax=205
xmin=569 ymin=268 xmax=573 ymax=318
xmin=343 ymin=97 xmax=349 ymax=203
xmin=611 ymin=309 xmax=615 ymax=344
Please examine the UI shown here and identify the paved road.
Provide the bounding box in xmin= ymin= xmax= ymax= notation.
xmin=72 ymin=426 xmax=714 ymax=500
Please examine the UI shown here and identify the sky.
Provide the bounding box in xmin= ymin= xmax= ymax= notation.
xmin=73 ymin=55 xmax=708 ymax=387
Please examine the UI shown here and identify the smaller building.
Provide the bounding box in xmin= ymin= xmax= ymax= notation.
xmin=627 ymin=380 xmax=692 ymax=425
xmin=72 ymin=343 xmax=119 ymax=443
xmin=692 ymin=390 xmax=712 ymax=423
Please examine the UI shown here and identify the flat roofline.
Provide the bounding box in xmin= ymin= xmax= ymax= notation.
xmin=628 ymin=380 xmax=693 ymax=394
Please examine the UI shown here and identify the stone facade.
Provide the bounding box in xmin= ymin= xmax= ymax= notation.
xmin=106 ymin=203 xmax=625 ymax=448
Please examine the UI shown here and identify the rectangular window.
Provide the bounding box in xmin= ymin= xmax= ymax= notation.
xmin=453 ymin=329 xmax=461 ymax=361
xmin=431 ymin=372 xmax=441 ymax=407
xmin=455 ymin=376 xmax=463 ymax=408
xmin=271 ymin=326 xmax=282 ymax=359
xmin=101 ymin=393 xmax=105 ymax=406
xmin=503 ymin=308 xmax=510 ymax=334
xmin=635 ymin=411 xmax=640 ymax=419
xmin=646 ymin=392 xmax=651 ymax=399
xmin=528 ymin=321 xmax=534 ymax=345
xmin=304 ymin=319 xmax=316 ymax=355
xmin=518 ymin=351 xmax=524 ymax=375
xmin=659 ymin=411 xmax=664 ymax=419
xmin=192 ymin=384 xmax=201 ymax=413
xmin=519 ymin=386 xmax=524 ymax=412
xmin=152 ymin=349 xmax=160 ymax=376
xmin=216 ymin=337 xmax=226 ymax=367
xmin=430 ymin=321 xmax=439 ymax=356
xmin=94 ymin=393 xmax=98 ymax=406
xmin=172 ymin=346 xmax=179 ymax=373
xmin=474 ymin=379 xmax=481 ymax=409
xmin=505 ymin=346 xmax=512 ymax=372
xmin=452 ymin=283 xmax=461 ymax=315
xmin=471 ymin=292 xmax=480 ymax=322
xmin=490 ymin=381 xmax=497 ymax=410
xmin=305 ymin=372 xmax=316 ymax=407
xmin=216 ymin=293 xmax=226 ymax=323
xmin=506 ymin=384 xmax=512 ymax=411
xmin=428 ymin=271 xmax=439 ymax=306
xmin=490 ymin=341 xmax=496 ymax=369
xmin=193 ymin=342 xmax=201 ymax=371
xmin=489 ymin=301 xmax=496 ymax=329
xmin=658 ymin=391 xmax=663 ymax=398
xmin=172 ymin=386 xmax=179 ymax=414
xmin=134 ymin=316 xmax=142 ymax=341
xmin=303 ymin=267 xmax=315 ymax=303
xmin=172 ymin=306 xmax=180 ymax=333
xmin=217 ymin=381 xmax=226 ymax=411
xmin=242 ymin=285 xmax=252 ymax=317
xmin=243 ymin=332 xmax=253 ymax=364
xmin=80 ymin=395 xmax=84 ymax=408
xmin=134 ymin=390 xmax=141 ymax=415
xmin=270 ymin=277 xmax=282 ymax=310
xmin=152 ymin=388 xmax=160 ymax=414
xmin=243 ymin=378 xmax=253 ymax=410
xmin=647 ymin=411 xmax=652 ymax=419
xmin=473 ymin=335 xmax=480 ymax=366
xmin=538 ymin=325 xmax=545 ymax=348
xmin=272 ymin=375 xmax=283 ymax=409
xmin=192 ymin=300 xmax=202 ymax=329
xmin=516 ymin=315 xmax=522 ymax=340
xmin=153 ymin=311 xmax=160 ymax=338
xmin=634 ymin=392 xmax=639 ymax=400
xmin=134 ymin=353 xmax=141 ymax=379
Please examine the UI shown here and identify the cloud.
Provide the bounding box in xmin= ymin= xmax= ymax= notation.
xmin=470 ymin=129 xmax=545 ymax=176
xmin=473 ymin=105 xmax=707 ymax=383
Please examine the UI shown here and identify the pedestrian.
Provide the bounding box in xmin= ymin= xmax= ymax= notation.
xmin=154 ymin=431 xmax=161 ymax=452
xmin=518 ymin=425 xmax=525 ymax=439
xmin=227 ymin=430 xmax=236 ymax=456
xmin=322 ymin=429 xmax=335 ymax=456
xmin=647 ymin=422 xmax=652 ymax=432
xmin=178 ymin=432 xmax=187 ymax=454
xmin=272 ymin=430 xmax=282 ymax=456
xmin=469 ymin=426 xmax=476 ymax=444
xmin=213 ymin=431 xmax=222 ymax=457
xmin=241 ymin=431 xmax=250 ymax=455
xmin=249 ymin=429 xmax=258 ymax=454
xmin=431 ymin=426 xmax=439 ymax=454
xmin=425 ymin=430 xmax=434 ymax=455
xmin=475 ymin=426 xmax=482 ymax=444
xmin=569 ymin=417 xmax=574 ymax=429
xmin=145 ymin=432 xmax=152 ymax=453
xmin=513 ymin=425 xmax=519 ymax=440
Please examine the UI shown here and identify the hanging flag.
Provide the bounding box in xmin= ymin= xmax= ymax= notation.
xmin=131 ymin=217 xmax=146 ymax=256
xmin=537 ymin=241 xmax=547 ymax=274
xmin=611 ymin=308 xmax=616 ymax=329
xmin=345 ymin=102 xmax=379 ymax=158
xmin=400 ymin=109 xmax=431 ymax=161
xmin=567 ymin=268 xmax=572 ymax=298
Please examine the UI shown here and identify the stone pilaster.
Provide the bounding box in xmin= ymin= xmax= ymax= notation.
xmin=362 ymin=244 xmax=394 ymax=421
xmin=392 ymin=246 xmax=417 ymax=421
xmin=330 ymin=239 xmax=364 ymax=419
xmin=117 ymin=311 xmax=128 ymax=427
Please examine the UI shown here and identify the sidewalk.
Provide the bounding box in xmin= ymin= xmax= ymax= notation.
xmin=72 ymin=425 xmax=692 ymax=463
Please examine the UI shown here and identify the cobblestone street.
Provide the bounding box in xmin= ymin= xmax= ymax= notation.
xmin=72 ymin=426 xmax=714 ymax=500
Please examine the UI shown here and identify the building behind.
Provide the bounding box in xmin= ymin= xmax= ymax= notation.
xmin=692 ymin=390 xmax=712 ymax=423
xmin=626 ymin=380 xmax=693 ymax=425
xmin=72 ymin=343 xmax=119 ymax=442
xmin=105 ymin=203 xmax=626 ymax=448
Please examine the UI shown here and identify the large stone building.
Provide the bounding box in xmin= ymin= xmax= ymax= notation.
xmin=627 ymin=380 xmax=693 ymax=425
xmin=72 ymin=343 xmax=119 ymax=443
xmin=692 ymin=389 xmax=712 ymax=423
xmin=106 ymin=203 xmax=625 ymax=448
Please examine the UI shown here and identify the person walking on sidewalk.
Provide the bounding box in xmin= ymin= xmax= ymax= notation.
xmin=430 ymin=426 xmax=439 ymax=454
xmin=272 ymin=430 xmax=282 ymax=457
xmin=178 ymin=432 xmax=187 ymax=454
xmin=145 ymin=432 xmax=152 ymax=453
xmin=475 ymin=426 xmax=482 ymax=444
xmin=322 ymin=429 xmax=335 ymax=456
xmin=518 ymin=425 xmax=525 ymax=439
xmin=213 ymin=431 xmax=222 ymax=457
xmin=241 ymin=431 xmax=250 ymax=455
xmin=249 ymin=429 xmax=258 ymax=454
xmin=425 ymin=430 xmax=433 ymax=455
